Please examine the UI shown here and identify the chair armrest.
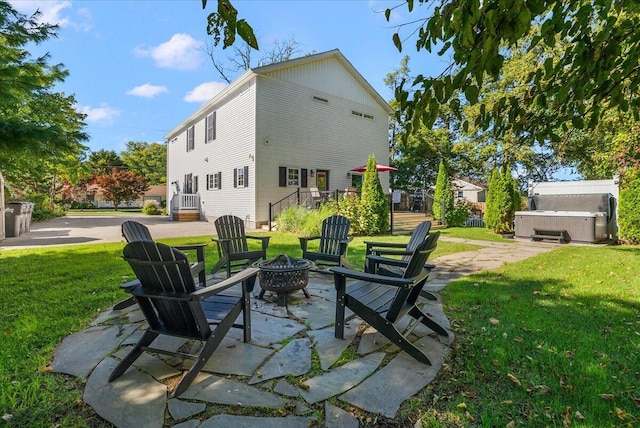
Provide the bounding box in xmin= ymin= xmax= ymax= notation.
xmin=331 ymin=266 xmax=415 ymax=289
xmin=364 ymin=240 xmax=405 ymax=253
xmin=246 ymin=235 xmax=270 ymax=251
xmin=191 ymin=267 xmax=259 ymax=299
xmin=121 ymin=279 xmax=140 ymax=291
xmin=338 ymin=240 xmax=349 ymax=256
xmin=366 ymin=254 xmax=410 ymax=268
xmin=174 ymin=243 xmax=207 ymax=262
xmin=372 ymin=249 xmax=412 ymax=257
xmin=299 ymin=236 xmax=320 ymax=252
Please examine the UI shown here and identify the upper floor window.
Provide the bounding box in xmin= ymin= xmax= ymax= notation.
xmin=186 ymin=125 xmax=195 ymax=152
xmin=205 ymin=112 xmax=216 ymax=142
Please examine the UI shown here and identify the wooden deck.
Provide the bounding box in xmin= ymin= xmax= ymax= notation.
xmin=391 ymin=211 xmax=439 ymax=234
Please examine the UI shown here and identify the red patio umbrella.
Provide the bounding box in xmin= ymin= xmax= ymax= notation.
xmin=350 ymin=164 xmax=398 ymax=173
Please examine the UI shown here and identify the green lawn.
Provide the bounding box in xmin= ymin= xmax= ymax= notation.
xmin=1 ymin=234 xmax=637 ymax=427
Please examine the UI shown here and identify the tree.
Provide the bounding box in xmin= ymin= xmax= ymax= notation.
xmin=93 ymin=168 xmax=149 ymax=210
xmin=121 ymin=141 xmax=167 ymax=185
xmin=387 ymin=1 xmax=640 ymax=144
xmin=0 ymin=2 xmax=87 ymax=156
xmin=433 ymin=160 xmax=452 ymax=224
xmin=359 ymin=154 xmax=389 ymax=234
xmin=87 ymin=150 xmax=124 ymax=176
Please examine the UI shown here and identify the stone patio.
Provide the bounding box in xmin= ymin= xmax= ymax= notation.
xmin=50 ymin=238 xmax=558 ymax=427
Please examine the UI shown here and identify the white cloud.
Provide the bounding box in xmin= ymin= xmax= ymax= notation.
xmin=126 ymin=83 xmax=169 ymax=98
xmin=78 ymin=104 xmax=121 ymax=125
xmin=183 ymin=81 xmax=228 ymax=103
xmin=9 ymin=1 xmax=91 ymax=31
xmin=133 ymin=33 xmax=204 ymax=71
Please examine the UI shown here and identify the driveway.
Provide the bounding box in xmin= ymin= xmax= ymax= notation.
xmin=0 ymin=214 xmax=213 ymax=250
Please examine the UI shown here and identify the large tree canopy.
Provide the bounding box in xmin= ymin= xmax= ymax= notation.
xmin=388 ymin=0 xmax=640 ymax=143
xmin=0 ymin=1 xmax=87 ymax=157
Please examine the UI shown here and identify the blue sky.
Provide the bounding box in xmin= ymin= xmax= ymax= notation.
xmin=9 ymin=0 xmax=448 ymax=155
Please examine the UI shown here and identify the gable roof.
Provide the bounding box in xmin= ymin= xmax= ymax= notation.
xmin=165 ymin=49 xmax=392 ymax=140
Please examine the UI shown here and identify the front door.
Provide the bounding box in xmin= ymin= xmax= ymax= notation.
xmin=316 ymin=170 xmax=329 ymax=192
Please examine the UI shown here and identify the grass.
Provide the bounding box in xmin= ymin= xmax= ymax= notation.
xmin=438 ymin=226 xmax=515 ymax=242
xmin=409 ymin=244 xmax=640 ymax=427
xmin=1 ymin=232 xmax=637 ymax=427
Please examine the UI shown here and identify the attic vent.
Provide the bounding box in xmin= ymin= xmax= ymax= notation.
xmin=351 ymin=110 xmax=374 ymax=120
xmin=313 ymin=96 xmax=329 ymax=103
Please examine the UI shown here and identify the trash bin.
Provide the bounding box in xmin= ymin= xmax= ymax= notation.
xmin=24 ymin=202 xmax=34 ymax=232
xmin=7 ymin=202 xmax=29 ymax=237
xmin=4 ymin=207 xmax=19 ymax=237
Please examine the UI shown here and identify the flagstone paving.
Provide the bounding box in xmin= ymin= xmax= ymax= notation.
xmin=50 ymin=237 xmax=559 ymax=427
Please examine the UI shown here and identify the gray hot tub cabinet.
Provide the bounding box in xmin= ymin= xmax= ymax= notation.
xmin=514 ymin=211 xmax=608 ymax=243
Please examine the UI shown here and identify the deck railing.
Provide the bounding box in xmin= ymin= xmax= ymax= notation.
xmin=171 ymin=193 xmax=200 ymax=211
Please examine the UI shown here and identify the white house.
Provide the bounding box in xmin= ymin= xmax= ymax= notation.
xmin=165 ymin=49 xmax=393 ymax=228
xmin=452 ymin=178 xmax=486 ymax=203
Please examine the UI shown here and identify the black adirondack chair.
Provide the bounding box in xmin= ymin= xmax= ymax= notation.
xmin=366 ymin=231 xmax=441 ymax=301
xmin=121 ymin=220 xmax=207 ymax=286
xmin=332 ymin=237 xmax=448 ymax=366
xmin=299 ymin=214 xmax=352 ymax=270
xmin=210 ymin=215 xmax=270 ymax=278
xmin=363 ymin=220 xmax=432 ymax=273
xmin=110 ymin=241 xmax=258 ymax=397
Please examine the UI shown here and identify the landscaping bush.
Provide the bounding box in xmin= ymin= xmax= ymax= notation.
xmin=69 ymin=201 xmax=96 ymax=210
xmin=333 ymin=195 xmax=364 ymax=234
xmin=446 ymin=199 xmax=473 ymax=227
xmin=276 ymin=204 xmax=335 ymax=236
xmin=142 ymin=200 xmax=161 ymax=215
xmin=618 ymin=174 xmax=640 ymax=243
xmin=484 ymin=168 xmax=521 ymax=233
xmin=433 ymin=160 xmax=453 ymax=224
xmin=358 ymin=154 xmax=389 ymax=234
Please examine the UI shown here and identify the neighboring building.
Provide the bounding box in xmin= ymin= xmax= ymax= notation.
xmin=452 ymin=178 xmax=486 ymax=203
xmin=165 ymin=49 xmax=393 ymax=227
xmin=81 ymin=184 xmax=166 ymax=209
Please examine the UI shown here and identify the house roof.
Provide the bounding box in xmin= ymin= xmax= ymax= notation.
xmin=164 ymin=49 xmax=393 ymax=140
xmin=453 ymin=178 xmax=487 ymax=191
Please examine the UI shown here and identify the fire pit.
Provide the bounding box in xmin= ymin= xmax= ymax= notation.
xmin=257 ymin=255 xmax=311 ymax=306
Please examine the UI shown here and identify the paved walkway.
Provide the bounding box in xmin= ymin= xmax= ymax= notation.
xmin=3 ymin=215 xmax=560 ymax=426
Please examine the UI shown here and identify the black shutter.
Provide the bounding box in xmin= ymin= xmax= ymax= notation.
xmin=206 ymin=174 xmax=210 ymax=190
xmin=212 ymin=111 xmax=216 ymax=140
xmin=244 ymin=166 xmax=249 ymax=187
xmin=279 ymin=167 xmax=287 ymax=187
xmin=234 ymin=169 xmax=237 ymax=188
xmin=301 ymin=168 xmax=308 ymax=188
xmin=217 ymin=171 xmax=222 ymax=189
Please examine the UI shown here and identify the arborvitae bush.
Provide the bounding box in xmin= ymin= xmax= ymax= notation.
xmin=433 ymin=160 xmax=453 ymax=224
xmin=485 ymin=169 xmax=521 ymax=234
xmin=618 ymin=174 xmax=640 ymax=243
xmin=359 ymin=154 xmax=389 ymax=234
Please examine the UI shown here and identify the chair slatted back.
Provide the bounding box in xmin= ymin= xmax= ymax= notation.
xmin=402 ymin=231 xmax=440 ymax=279
xmin=384 ymin=234 xmax=439 ymax=321
xmin=122 ymin=241 xmax=210 ymax=339
xmin=215 ymin=215 xmax=249 ymax=254
xmin=319 ymin=215 xmax=350 ymax=256
xmin=122 ymin=221 xmax=153 ymax=243
xmin=403 ymin=221 xmax=432 ymax=261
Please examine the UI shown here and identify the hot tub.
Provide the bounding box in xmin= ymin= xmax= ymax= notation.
xmin=514 ymin=210 xmax=608 ymax=243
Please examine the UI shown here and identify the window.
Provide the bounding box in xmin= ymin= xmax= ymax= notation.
xmin=205 ymin=112 xmax=216 ymax=142
xmin=457 ymin=190 xmax=464 ymax=198
xmin=206 ymin=172 xmax=222 ymax=190
xmin=278 ymin=166 xmax=308 ymax=187
xmin=351 ymin=110 xmax=374 ymax=120
xmin=186 ymin=126 xmax=194 ymax=152
xmin=234 ymin=166 xmax=249 ymax=188
xmin=288 ymin=168 xmax=299 ymax=186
